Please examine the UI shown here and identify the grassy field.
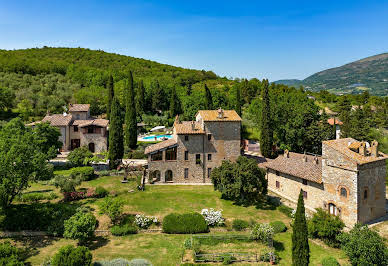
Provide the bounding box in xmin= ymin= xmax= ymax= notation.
xmin=9 ymin=175 xmax=351 ymax=265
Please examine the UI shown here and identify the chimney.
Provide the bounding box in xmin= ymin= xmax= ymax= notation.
xmin=371 ymin=140 xmax=379 ymax=157
xmin=314 ymin=156 xmax=319 ymax=164
xmin=303 ymin=152 xmax=307 ymax=162
xmin=217 ymin=108 xmax=224 ymax=119
xmin=284 ymin=150 xmax=289 ymax=158
xmin=191 ymin=121 xmax=195 ymax=131
xmin=359 ymin=142 xmax=367 ymax=156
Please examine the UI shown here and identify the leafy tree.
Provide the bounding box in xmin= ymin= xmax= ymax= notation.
xmin=67 ymin=146 xmax=93 ymax=167
xmin=260 ymin=79 xmax=273 ymax=158
xmin=51 ymin=245 xmax=92 ymax=266
xmin=292 ymin=190 xmax=310 ymax=266
xmin=337 ymin=96 xmax=352 ymax=138
xmin=169 ymin=86 xmax=181 ymax=118
xmin=33 ymin=122 xmax=62 ymax=159
xmin=235 ymin=84 xmax=241 ymax=116
xmin=152 ymin=80 xmax=163 ymax=111
xmin=204 ymin=84 xmax=213 ymax=109
xmin=337 ymin=224 xmax=388 ymax=266
xmin=63 ymin=208 xmax=97 ymax=244
xmin=99 ymin=197 xmax=124 ymax=224
xmin=136 ymin=79 xmax=145 ymax=115
xmin=124 ymin=72 xmax=137 ymax=149
xmin=0 ymin=118 xmax=52 ymax=208
xmin=211 ymin=156 xmax=267 ymax=205
xmin=0 ymin=241 xmax=24 ymax=266
xmin=53 ymin=174 xmax=82 ymax=193
xmin=0 ymin=87 xmax=14 ymax=112
xmin=108 ymin=96 xmax=124 ymax=169
xmin=106 ymin=74 xmax=114 ymax=120
xmin=186 ymin=83 xmax=192 ymax=96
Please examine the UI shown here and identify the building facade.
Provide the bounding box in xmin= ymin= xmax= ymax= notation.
xmin=145 ymin=109 xmax=241 ymax=183
xmin=29 ymin=104 xmax=109 ymax=153
xmin=265 ymin=138 xmax=387 ymax=227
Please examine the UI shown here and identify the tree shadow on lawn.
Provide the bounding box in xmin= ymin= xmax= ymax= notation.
xmin=273 ymin=239 xmax=285 ymax=252
xmin=255 ymin=195 xmax=281 ymax=210
xmin=24 ymin=189 xmax=54 ymax=194
xmin=84 ymin=236 xmax=110 ymax=251
xmin=11 ymin=236 xmax=55 ymax=262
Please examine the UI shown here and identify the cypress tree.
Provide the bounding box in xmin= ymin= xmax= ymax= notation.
xmin=106 ymin=75 xmax=114 ymax=120
xmin=204 ymin=84 xmax=213 ymax=110
xmin=108 ymin=96 xmax=124 ymax=169
xmin=136 ymin=80 xmax=145 ymax=115
xmin=260 ymin=79 xmax=273 ymax=158
xmin=236 ymin=84 xmax=241 ymax=116
xmin=124 ymin=71 xmax=137 ymax=149
xmin=152 ymin=80 xmax=162 ymax=111
xmin=292 ymin=190 xmax=310 ymax=266
xmin=169 ymin=86 xmax=180 ymax=118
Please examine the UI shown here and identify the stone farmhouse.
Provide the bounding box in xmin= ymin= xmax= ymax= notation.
xmin=145 ymin=109 xmax=241 ymax=183
xmin=265 ymin=138 xmax=387 ymax=227
xmin=29 ymin=104 xmax=109 ymax=153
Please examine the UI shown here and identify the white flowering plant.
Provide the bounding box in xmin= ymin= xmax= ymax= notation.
xmin=135 ymin=214 xmax=159 ymax=229
xmin=250 ymin=223 xmax=274 ymax=243
xmin=200 ymin=208 xmax=225 ymax=226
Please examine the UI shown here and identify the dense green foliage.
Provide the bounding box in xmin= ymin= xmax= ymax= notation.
xmin=232 ymin=219 xmax=249 ymax=231
xmin=250 ymin=223 xmax=274 ymax=243
xmin=99 ymin=197 xmax=124 ymax=224
xmin=106 ymin=75 xmax=114 ymax=120
xmin=53 ymin=174 xmax=82 ymax=193
xmin=110 ymin=224 xmax=138 ymax=236
xmin=337 ymin=224 xmax=388 ymax=266
xmin=211 ymin=156 xmax=267 ymax=205
xmin=292 ymin=190 xmax=310 ymax=266
xmin=108 ymin=96 xmax=124 ymax=169
xmin=0 ymin=241 xmax=25 ymax=266
xmin=33 ymin=122 xmax=62 ymax=159
xmin=63 ymin=208 xmax=97 ymax=243
xmin=162 ymin=212 xmax=208 ymax=234
xmin=70 ymin=166 xmax=95 ymax=181
xmin=308 ymin=208 xmax=345 ymax=247
xmin=321 ymin=256 xmax=340 ymax=266
xmin=51 ymin=245 xmax=92 ymax=266
xmin=0 ymin=118 xmax=55 ymax=208
xmin=259 ymin=80 xmax=273 ymax=157
xmin=269 ymin=221 xmax=287 ymax=233
xmin=124 ymin=71 xmax=137 ymax=149
xmin=67 ymin=146 xmax=93 ymax=167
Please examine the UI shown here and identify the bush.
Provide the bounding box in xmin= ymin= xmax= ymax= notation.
xmin=277 ymin=205 xmax=293 ymax=217
xmin=68 ymin=146 xmax=93 ymax=167
xmin=337 ymin=224 xmax=388 ymax=266
xmin=201 ymin=208 xmax=224 ymax=226
xmin=163 ymin=212 xmax=208 ymax=234
xmin=71 ymin=166 xmax=95 ymax=181
xmin=129 ymin=258 xmax=152 ymax=265
xmin=95 ymin=186 xmax=109 ymax=198
xmin=0 ymin=242 xmax=24 ymax=266
xmin=51 ymin=245 xmax=92 ymax=266
xmin=321 ymin=256 xmax=340 ymax=266
xmin=99 ymin=197 xmax=124 ymax=224
xmin=232 ymin=219 xmax=249 ymax=231
xmin=260 ymin=252 xmax=279 ymax=264
xmin=222 ymin=254 xmax=234 ymax=265
xmin=308 ymin=208 xmax=345 ymax=247
xmin=111 ymin=224 xmax=138 ymax=236
xmin=269 ymin=221 xmax=287 ymax=233
xmin=53 ymin=174 xmax=82 ymax=193
xmin=63 ymin=208 xmax=97 ymax=243
xmin=250 ymin=223 xmax=274 ymax=243
xmin=63 ymin=191 xmax=86 ymax=202
xmin=17 ymin=192 xmax=57 ymax=202
xmin=134 ymin=214 xmax=158 ymax=229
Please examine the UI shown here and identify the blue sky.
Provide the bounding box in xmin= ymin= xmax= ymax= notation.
xmin=0 ymin=0 xmax=387 ymax=81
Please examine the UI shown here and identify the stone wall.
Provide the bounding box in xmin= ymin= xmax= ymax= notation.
xmin=80 ymin=129 xmax=108 ymax=153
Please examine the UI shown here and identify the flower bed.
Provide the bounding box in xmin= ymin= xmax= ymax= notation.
xmin=135 ymin=214 xmax=159 ymax=229
xmin=201 ymin=208 xmax=224 ymax=226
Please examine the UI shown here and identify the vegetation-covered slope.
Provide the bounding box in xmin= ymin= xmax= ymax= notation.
xmin=276 ymin=53 xmax=388 ymax=96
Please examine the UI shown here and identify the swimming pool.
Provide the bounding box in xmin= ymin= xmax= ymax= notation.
xmin=140 ymin=134 xmax=173 ymax=141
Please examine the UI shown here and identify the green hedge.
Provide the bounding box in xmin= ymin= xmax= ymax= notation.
xmin=269 ymin=221 xmax=287 ymax=233
xmin=232 ymin=219 xmax=249 ymax=231
xmin=17 ymin=192 xmax=57 ymax=203
xmin=110 ymin=224 xmax=138 ymax=236
xmin=321 ymin=256 xmax=340 ymax=266
xmin=162 ymin=212 xmax=208 ymax=234
xmin=71 ymin=166 xmax=95 ymax=181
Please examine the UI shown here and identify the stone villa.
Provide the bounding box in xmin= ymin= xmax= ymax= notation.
xmin=145 ymin=109 xmax=241 ymax=183
xmin=29 ymin=104 xmax=109 ymax=153
xmin=265 ymin=138 xmax=387 ymax=227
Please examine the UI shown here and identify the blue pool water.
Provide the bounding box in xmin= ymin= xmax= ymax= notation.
xmin=141 ymin=135 xmax=173 ymax=140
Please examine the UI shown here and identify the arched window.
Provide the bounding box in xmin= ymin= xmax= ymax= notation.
xmin=364 ymin=189 xmax=368 ymax=200
xmin=165 ymin=170 xmax=173 ymax=182
xmin=88 ymin=142 xmax=95 ymax=153
xmin=151 ymin=170 xmax=160 ymax=182
xmin=340 ymin=187 xmax=347 ymax=197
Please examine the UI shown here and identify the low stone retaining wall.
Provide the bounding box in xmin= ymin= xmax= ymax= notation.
xmin=0 ymin=231 xmax=49 ymax=238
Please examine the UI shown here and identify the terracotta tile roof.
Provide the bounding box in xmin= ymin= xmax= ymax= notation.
xmin=264 ymin=152 xmax=322 ymax=184
xmin=69 ymin=104 xmax=90 ymax=112
xmin=144 ymin=139 xmax=178 ymax=154
xmin=42 ymin=114 xmax=73 ymax=126
xmin=174 ymin=121 xmax=205 ymax=134
xmin=323 ymin=138 xmax=388 ymax=165
xmin=73 ymin=119 xmax=109 ymax=128
xmin=327 ymin=118 xmax=343 ymax=125
xmin=197 ymin=110 xmax=242 ymax=122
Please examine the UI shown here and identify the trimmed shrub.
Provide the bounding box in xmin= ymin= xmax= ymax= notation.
xmin=321 ymin=256 xmax=340 ymax=266
xmin=232 ymin=219 xmax=249 ymax=231
xmin=95 ymin=186 xmax=109 ymax=198
xmin=63 ymin=209 xmax=97 ymax=244
xmin=269 ymin=221 xmax=287 ymax=233
xmin=162 ymin=212 xmax=208 ymax=234
xmin=68 ymin=146 xmax=93 ymax=167
xmin=251 ymin=223 xmax=274 ymax=243
xmin=277 ymin=205 xmax=293 ymax=217
xmin=71 ymin=166 xmax=95 ymax=181
xmin=308 ymin=208 xmax=345 ymax=247
xmin=51 ymin=245 xmax=92 ymax=266
xmin=0 ymin=241 xmax=24 ymax=266
xmin=111 ymin=224 xmax=138 ymax=236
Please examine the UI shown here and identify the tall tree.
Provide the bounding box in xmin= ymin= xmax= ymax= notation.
xmin=337 ymin=96 xmax=352 ymax=138
xmin=204 ymin=84 xmax=213 ymax=110
xmin=106 ymin=75 xmax=114 ymax=120
xmin=169 ymin=86 xmax=181 ymax=118
xmin=124 ymin=71 xmax=137 ymax=149
xmin=186 ymin=83 xmax=192 ymax=96
xmin=292 ymin=190 xmax=310 ymax=266
xmin=152 ymin=80 xmax=163 ymax=111
xmin=260 ymin=79 xmax=273 ymax=158
xmin=108 ymin=96 xmax=124 ymax=169
xmin=235 ymin=84 xmax=241 ymax=116
xmin=136 ymin=80 xmax=145 ymax=115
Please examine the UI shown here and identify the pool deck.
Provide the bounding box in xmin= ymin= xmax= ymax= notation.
xmin=138 ymin=134 xmax=173 ymax=142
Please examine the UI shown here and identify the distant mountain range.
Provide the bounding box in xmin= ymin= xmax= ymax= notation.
xmin=275 ymin=53 xmax=388 ymax=96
